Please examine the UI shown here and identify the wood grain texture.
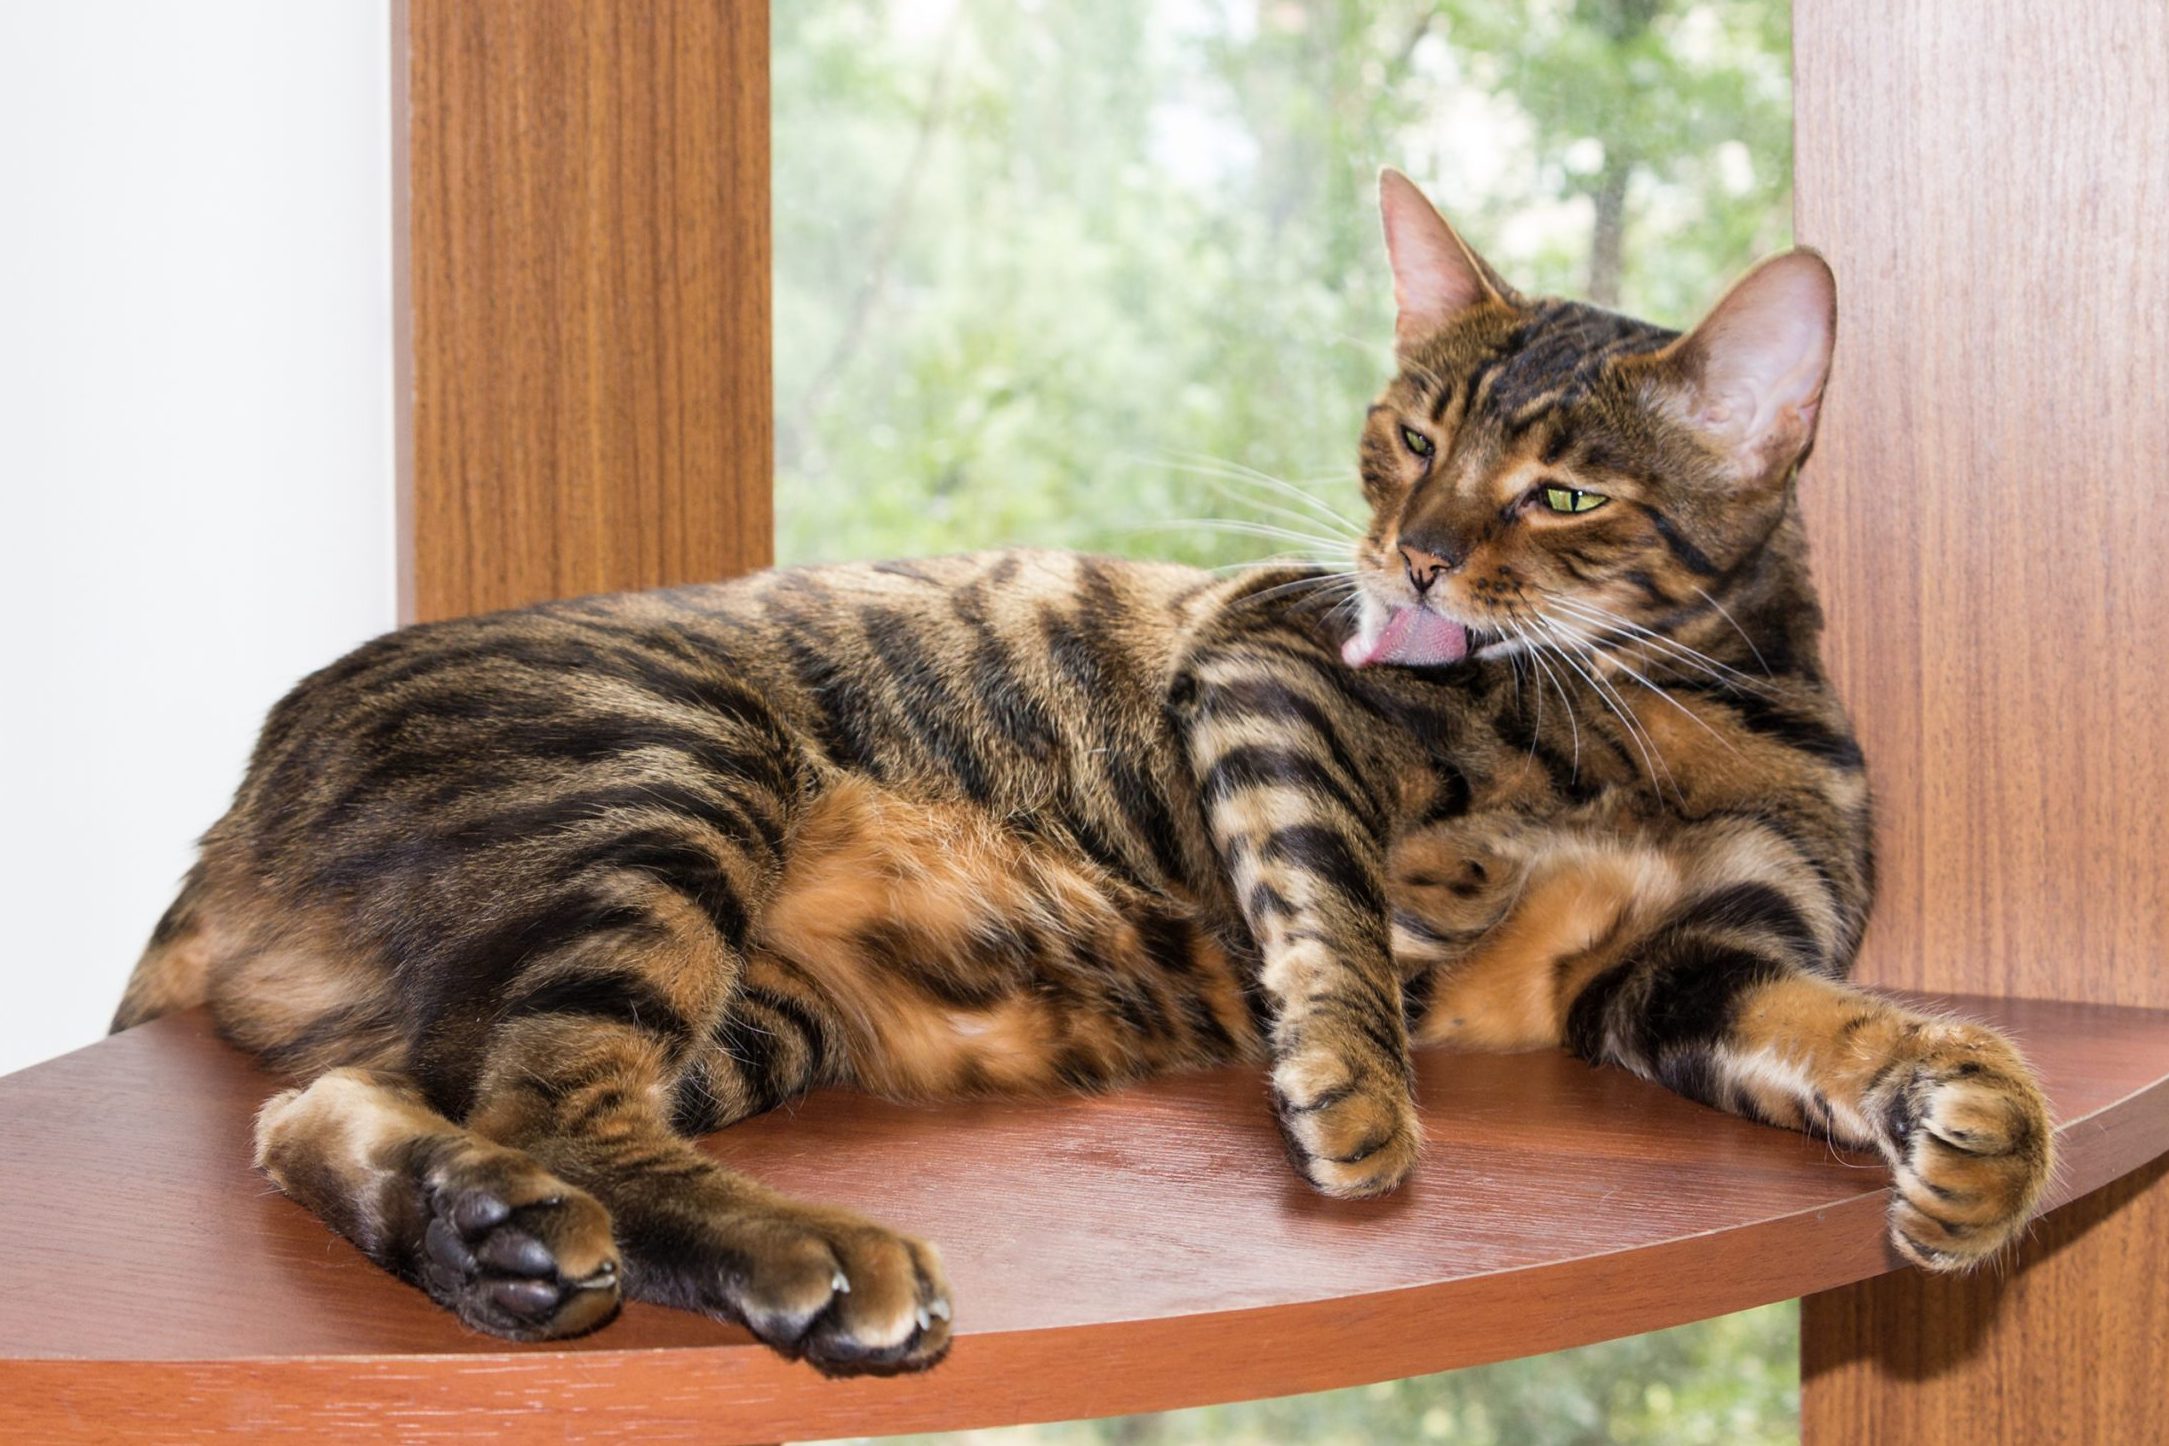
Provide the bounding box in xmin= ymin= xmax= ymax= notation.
xmin=1794 ymin=5 xmax=2169 ymax=1440
xmin=1793 ymin=0 xmax=2169 ymax=1007
xmin=1804 ymin=1160 xmax=2169 ymax=1446
xmin=4 ymin=994 xmax=2167 ymax=1440
xmin=400 ymin=0 xmax=772 ymax=624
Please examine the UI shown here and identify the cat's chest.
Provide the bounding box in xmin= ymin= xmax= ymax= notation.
xmin=1376 ymin=689 xmax=1667 ymax=968
xmin=1389 ymin=775 xmax=1639 ymax=936
xmin=1379 ymin=680 xmax=1787 ymax=997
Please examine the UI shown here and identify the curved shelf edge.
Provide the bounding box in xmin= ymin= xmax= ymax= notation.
xmin=4 ymin=992 xmax=2167 ymax=1442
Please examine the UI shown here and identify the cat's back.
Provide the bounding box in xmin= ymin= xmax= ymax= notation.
xmin=239 ymin=549 xmax=1213 ymax=787
xmin=113 ymin=549 xmax=1254 ymax=1060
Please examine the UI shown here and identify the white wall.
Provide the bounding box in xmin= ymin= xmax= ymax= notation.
xmin=0 ymin=3 xmax=396 ymax=1076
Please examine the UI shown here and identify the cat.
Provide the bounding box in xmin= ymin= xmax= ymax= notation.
xmin=112 ymin=170 xmax=2052 ymax=1376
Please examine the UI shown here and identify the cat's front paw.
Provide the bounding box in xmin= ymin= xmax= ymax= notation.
xmin=1868 ymin=1022 xmax=2055 ymax=1270
xmin=1271 ymin=1043 xmax=1422 ymax=1199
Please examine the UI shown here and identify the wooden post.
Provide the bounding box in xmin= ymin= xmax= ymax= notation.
xmin=1792 ymin=3 xmax=2169 ymax=1440
xmin=396 ymin=0 xmax=772 ymax=624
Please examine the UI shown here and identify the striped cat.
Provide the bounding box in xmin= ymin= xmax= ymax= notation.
xmin=113 ymin=171 xmax=2051 ymax=1374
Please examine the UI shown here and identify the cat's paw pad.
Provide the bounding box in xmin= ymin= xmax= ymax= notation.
xmin=415 ymin=1152 xmax=622 ymax=1340
xmin=1272 ymin=1047 xmax=1422 ymax=1199
xmin=695 ymin=1205 xmax=952 ymax=1375
xmin=1873 ymin=1025 xmax=2054 ymax=1270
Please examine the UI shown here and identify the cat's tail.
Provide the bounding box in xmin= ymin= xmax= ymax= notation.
xmin=111 ymin=862 xmax=214 ymax=1032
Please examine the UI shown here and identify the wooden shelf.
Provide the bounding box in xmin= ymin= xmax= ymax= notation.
xmin=5 ymin=993 xmax=2167 ymax=1441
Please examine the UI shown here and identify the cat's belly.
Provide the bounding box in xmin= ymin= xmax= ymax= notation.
xmin=748 ymin=776 xmax=1266 ymax=1099
xmin=748 ymin=777 xmax=1688 ymax=1096
xmin=1410 ymin=844 xmax=1684 ymax=1052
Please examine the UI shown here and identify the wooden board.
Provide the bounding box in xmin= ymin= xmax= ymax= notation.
xmin=398 ymin=0 xmax=773 ymax=624
xmin=4 ymin=994 xmax=2166 ymax=1442
xmin=1792 ymin=4 xmax=2169 ymax=1440
xmin=1793 ymin=0 xmax=2169 ymax=1010
xmin=1804 ymin=1160 xmax=2169 ymax=1446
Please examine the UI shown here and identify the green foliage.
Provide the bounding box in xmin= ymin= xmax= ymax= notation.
xmin=773 ymin=0 xmax=1792 ymax=570
xmin=776 ymin=3 xmax=1799 ymax=1440
xmin=809 ymin=1304 xmax=1798 ymax=1445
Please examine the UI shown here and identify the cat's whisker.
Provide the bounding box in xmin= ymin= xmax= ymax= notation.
xmin=1507 ymin=619 xmax=1578 ymax=775
xmin=1534 ymin=617 xmax=1674 ymax=794
xmin=1546 ymin=596 xmax=1770 ymax=694
xmin=1209 ymin=556 xmax=1351 ymax=574
xmin=1594 ymin=630 xmax=1759 ymax=696
xmin=1605 ymin=632 xmax=1759 ymax=702
xmin=1168 ymin=450 xmax=1358 ymax=511
xmin=1502 ymin=618 xmax=1543 ymax=750
xmin=1272 ymin=570 xmax=1360 ymax=591
xmin=1184 ymin=474 xmax=1368 ymax=548
xmin=1545 ymin=611 xmax=1742 ymax=756
xmin=1142 ymin=452 xmax=1367 ymax=533
xmin=1205 ymin=546 xmax=1355 ymax=569
xmin=1133 ymin=518 xmax=1362 ymax=553
xmin=1205 ymin=469 xmax=1366 ymax=531
xmin=1693 ymin=586 xmax=1773 ymax=676
xmin=1534 ymin=645 xmax=1581 ymax=778
xmin=1239 ymin=573 xmax=1362 ymax=610
xmin=1545 ymin=625 xmax=1662 ymax=764
xmin=1550 ymin=598 xmax=1766 ymax=691
xmin=1606 ymin=633 xmax=1735 ymax=692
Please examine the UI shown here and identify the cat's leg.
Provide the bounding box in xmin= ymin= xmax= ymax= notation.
xmin=1180 ymin=654 xmax=1417 ymax=1199
xmin=261 ymin=917 xmax=952 ymax=1366
xmin=253 ymin=1067 xmax=624 ymax=1339
xmin=462 ymin=986 xmax=953 ymax=1375
xmin=1567 ymin=941 xmax=2054 ymax=1269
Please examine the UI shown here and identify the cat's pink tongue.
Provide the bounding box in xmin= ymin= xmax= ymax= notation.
xmin=1341 ymin=605 xmax=1471 ymax=669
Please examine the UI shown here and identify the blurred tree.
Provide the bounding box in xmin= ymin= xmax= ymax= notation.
xmin=774 ymin=0 xmax=1790 ymax=570
xmin=775 ymin=3 xmax=1798 ymax=1440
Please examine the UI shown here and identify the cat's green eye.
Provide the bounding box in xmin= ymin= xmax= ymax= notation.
xmin=1400 ymin=425 xmax=1435 ymax=460
xmin=1540 ymin=485 xmax=1608 ymax=515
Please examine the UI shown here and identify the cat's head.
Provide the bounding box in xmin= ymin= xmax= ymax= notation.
xmin=1342 ymin=169 xmax=1834 ymax=670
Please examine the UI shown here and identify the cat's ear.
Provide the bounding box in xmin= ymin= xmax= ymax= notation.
xmin=1663 ymin=249 xmax=1836 ymax=480
xmin=1379 ymin=168 xmax=1514 ymax=349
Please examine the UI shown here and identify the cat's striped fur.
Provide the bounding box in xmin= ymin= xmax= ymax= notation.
xmin=112 ymin=174 xmax=2052 ymax=1373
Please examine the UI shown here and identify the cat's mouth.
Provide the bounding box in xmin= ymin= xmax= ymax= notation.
xmin=1342 ymin=600 xmax=1490 ymax=669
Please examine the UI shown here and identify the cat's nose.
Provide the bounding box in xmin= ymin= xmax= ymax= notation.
xmin=1399 ymin=537 xmax=1464 ymax=595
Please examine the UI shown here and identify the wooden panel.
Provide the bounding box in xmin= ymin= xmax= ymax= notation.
xmin=1793 ymin=0 xmax=2169 ymax=1008
xmin=1804 ymin=1160 xmax=2169 ymax=1446
xmin=1795 ymin=5 xmax=2169 ymax=1441
xmin=399 ymin=0 xmax=772 ymax=623
xmin=5 ymin=994 xmax=2168 ymax=1440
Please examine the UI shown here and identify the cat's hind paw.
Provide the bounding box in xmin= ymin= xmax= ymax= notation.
xmin=635 ymin=1197 xmax=953 ymax=1376
xmin=253 ymin=1070 xmax=622 ymax=1341
xmin=414 ymin=1162 xmax=623 ymax=1340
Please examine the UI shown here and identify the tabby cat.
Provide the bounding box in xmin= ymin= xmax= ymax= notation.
xmin=113 ymin=171 xmax=2052 ymax=1375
